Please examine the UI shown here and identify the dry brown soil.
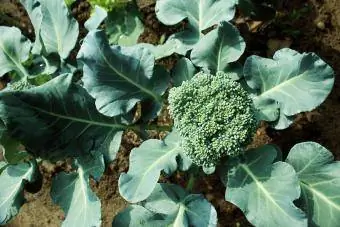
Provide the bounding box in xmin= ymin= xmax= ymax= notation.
xmin=1 ymin=0 xmax=340 ymax=226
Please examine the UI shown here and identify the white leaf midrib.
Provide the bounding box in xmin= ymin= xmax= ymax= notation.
xmin=240 ymin=164 xmax=297 ymax=221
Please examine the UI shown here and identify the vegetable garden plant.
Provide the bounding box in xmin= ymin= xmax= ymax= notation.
xmin=0 ymin=0 xmax=338 ymax=226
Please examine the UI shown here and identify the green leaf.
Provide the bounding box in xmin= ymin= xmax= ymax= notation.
xmin=0 ymin=133 xmax=29 ymax=164
xmin=77 ymin=30 xmax=169 ymax=117
xmin=106 ymin=4 xmax=144 ymax=46
xmin=0 ymin=26 xmax=31 ymax=79
xmin=244 ymin=48 xmax=334 ymax=129
xmin=286 ymin=142 xmax=340 ymax=227
xmin=114 ymin=184 xmax=217 ymax=226
xmin=224 ymin=62 xmax=244 ymax=80
xmin=0 ymin=161 xmax=38 ymax=224
xmin=19 ymin=0 xmax=43 ymax=54
xmin=119 ymin=130 xmax=190 ymax=203
xmin=142 ymin=183 xmax=218 ymax=226
xmin=51 ymin=152 xmax=104 ymax=227
xmin=172 ymin=58 xmax=196 ymax=87
xmin=0 ymin=74 xmax=124 ymax=161
xmin=191 ymin=21 xmax=245 ymax=73
xmin=84 ymin=5 xmax=108 ymax=31
xmin=222 ymin=145 xmax=307 ymax=226
xmin=138 ymin=38 xmax=185 ymax=60
xmin=139 ymin=65 xmax=170 ymax=122
xmin=39 ymin=0 xmax=79 ymax=59
xmin=154 ymin=0 xmax=237 ymax=57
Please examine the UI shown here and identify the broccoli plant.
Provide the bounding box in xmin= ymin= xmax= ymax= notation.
xmin=168 ymin=72 xmax=258 ymax=168
xmin=0 ymin=0 xmax=339 ymax=227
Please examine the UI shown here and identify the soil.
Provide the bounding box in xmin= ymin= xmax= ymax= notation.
xmin=1 ymin=0 xmax=340 ymax=226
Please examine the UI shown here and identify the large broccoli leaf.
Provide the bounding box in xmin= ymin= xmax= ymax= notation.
xmin=20 ymin=0 xmax=79 ymax=59
xmin=39 ymin=0 xmax=79 ymax=59
xmin=286 ymin=142 xmax=340 ymax=227
xmin=191 ymin=21 xmax=245 ymax=73
xmin=0 ymin=74 xmax=125 ymax=161
xmin=149 ymin=0 xmax=237 ymax=58
xmin=221 ymin=144 xmax=307 ymax=226
xmin=0 ymin=26 xmax=31 ymax=79
xmin=19 ymin=0 xmax=43 ymax=54
xmin=114 ymin=183 xmax=217 ymax=227
xmin=0 ymin=161 xmax=38 ymax=224
xmin=244 ymin=48 xmax=334 ymax=129
xmin=51 ymin=151 xmax=104 ymax=227
xmin=77 ymin=30 xmax=169 ymax=117
xmin=119 ymin=130 xmax=191 ymax=203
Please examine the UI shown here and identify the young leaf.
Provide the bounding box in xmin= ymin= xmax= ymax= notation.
xmin=119 ymin=130 xmax=191 ymax=203
xmin=19 ymin=0 xmax=43 ymax=54
xmin=106 ymin=4 xmax=144 ymax=46
xmin=244 ymin=48 xmax=334 ymax=129
xmin=191 ymin=21 xmax=245 ymax=73
xmin=51 ymin=152 xmax=104 ymax=227
xmin=286 ymin=142 xmax=340 ymax=227
xmin=222 ymin=144 xmax=307 ymax=227
xmin=142 ymin=183 xmax=217 ymax=227
xmin=154 ymin=0 xmax=237 ymax=57
xmin=39 ymin=0 xmax=79 ymax=59
xmin=112 ymin=205 xmax=164 ymax=226
xmin=0 ymin=26 xmax=31 ymax=79
xmin=0 ymin=74 xmax=125 ymax=161
xmin=172 ymin=58 xmax=196 ymax=87
xmin=139 ymin=38 xmax=188 ymax=60
xmin=77 ymin=30 xmax=169 ymax=117
xmin=0 ymin=161 xmax=38 ymax=224
xmin=84 ymin=5 xmax=108 ymax=31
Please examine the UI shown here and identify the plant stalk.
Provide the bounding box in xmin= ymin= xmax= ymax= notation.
xmin=143 ymin=124 xmax=172 ymax=131
xmin=186 ymin=172 xmax=196 ymax=191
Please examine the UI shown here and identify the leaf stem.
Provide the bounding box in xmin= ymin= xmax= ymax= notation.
xmin=186 ymin=172 xmax=196 ymax=191
xmin=143 ymin=124 xmax=173 ymax=131
xmin=128 ymin=124 xmax=173 ymax=133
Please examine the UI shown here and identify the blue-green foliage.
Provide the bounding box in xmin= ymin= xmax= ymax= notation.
xmin=168 ymin=71 xmax=258 ymax=168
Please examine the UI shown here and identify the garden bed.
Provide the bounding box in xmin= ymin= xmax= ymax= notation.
xmin=1 ymin=0 xmax=340 ymax=226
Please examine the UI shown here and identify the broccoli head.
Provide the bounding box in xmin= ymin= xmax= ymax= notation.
xmin=168 ymin=71 xmax=258 ymax=168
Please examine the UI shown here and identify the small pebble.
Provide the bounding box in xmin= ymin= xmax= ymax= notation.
xmin=316 ymin=21 xmax=325 ymax=30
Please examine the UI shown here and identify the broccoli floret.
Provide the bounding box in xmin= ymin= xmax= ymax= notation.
xmin=9 ymin=79 xmax=34 ymax=91
xmin=168 ymin=71 xmax=258 ymax=168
